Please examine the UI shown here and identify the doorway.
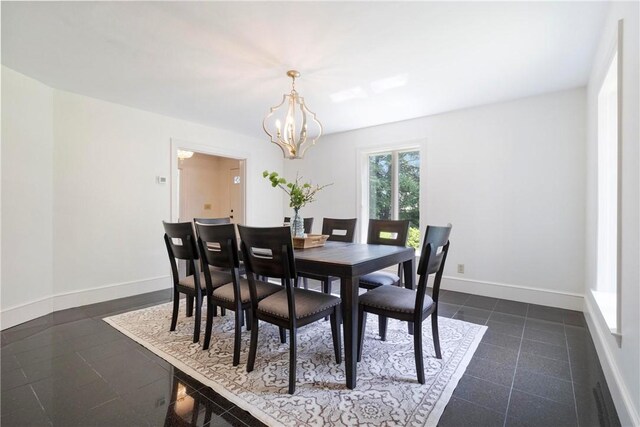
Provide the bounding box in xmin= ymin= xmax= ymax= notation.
xmin=177 ymin=152 xmax=246 ymax=224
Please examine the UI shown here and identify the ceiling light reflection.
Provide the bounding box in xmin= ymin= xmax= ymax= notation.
xmin=330 ymin=86 xmax=367 ymax=103
xmin=370 ymin=74 xmax=408 ymax=94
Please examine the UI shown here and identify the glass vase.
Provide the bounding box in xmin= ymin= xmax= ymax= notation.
xmin=291 ymin=208 xmax=305 ymax=237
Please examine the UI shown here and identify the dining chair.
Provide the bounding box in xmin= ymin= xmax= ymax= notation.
xmin=357 ymin=224 xmax=452 ymax=384
xmin=298 ymin=218 xmax=358 ymax=294
xmin=163 ymin=221 xmax=232 ymax=343
xmin=238 ymin=225 xmax=342 ymax=394
xmin=359 ymin=219 xmax=410 ymax=340
xmin=283 ymin=217 xmax=314 ymax=234
xmin=195 ymin=222 xmax=281 ymax=364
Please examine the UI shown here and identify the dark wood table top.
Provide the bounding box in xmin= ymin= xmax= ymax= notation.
xmin=294 ymin=241 xmax=415 ymax=278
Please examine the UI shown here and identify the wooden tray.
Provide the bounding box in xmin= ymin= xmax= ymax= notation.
xmin=292 ymin=234 xmax=329 ymax=249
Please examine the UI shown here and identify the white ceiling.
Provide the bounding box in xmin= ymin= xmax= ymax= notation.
xmin=1 ymin=1 xmax=608 ymax=138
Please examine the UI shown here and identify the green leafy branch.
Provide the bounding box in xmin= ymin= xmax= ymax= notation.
xmin=262 ymin=170 xmax=332 ymax=210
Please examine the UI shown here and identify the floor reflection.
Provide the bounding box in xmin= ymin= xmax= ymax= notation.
xmin=164 ymin=371 xmax=217 ymax=427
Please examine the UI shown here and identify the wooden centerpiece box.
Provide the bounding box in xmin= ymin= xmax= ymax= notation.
xmin=292 ymin=234 xmax=329 ymax=249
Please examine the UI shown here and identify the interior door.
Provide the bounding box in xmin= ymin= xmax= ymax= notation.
xmin=229 ymin=167 xmax=244 ymax=224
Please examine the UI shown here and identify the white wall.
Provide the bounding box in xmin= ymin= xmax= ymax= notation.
xmin=1 ymin=66 xmax=284 ymax=328
xmin=584 ymin=2 xmax=639 ymax=425
xmin=1 ymin=68 xmax=54 ymax=327
xmin=285 ymin=88 xmax=586 ymax=310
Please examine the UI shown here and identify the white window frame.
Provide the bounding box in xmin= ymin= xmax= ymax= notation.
xmin=357 ymin=142 xmax=423 ymax=244
xmin=593 ymin=19 xmax=623 ymax=339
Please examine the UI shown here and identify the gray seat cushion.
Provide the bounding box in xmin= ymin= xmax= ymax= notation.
xmin=258 ymin=288 xmax=340 ymax=320
xmin=359 ymin=286 xmax=434 ymax=315
xmin=212 ymin=279 xmax=281 ymax=304
xmin=179 ymin=270 xmax=232 ymax=290
xmin=359 ymin=271 xmax=400 ymax=288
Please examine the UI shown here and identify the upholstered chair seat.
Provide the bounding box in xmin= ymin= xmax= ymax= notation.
xmin=257 ymin=288 xmax=340 ymax=322
xmin=179 ymin=270 xmax=232 ymax=290
xmin=212 ymin=279 xmax=281 ymax=305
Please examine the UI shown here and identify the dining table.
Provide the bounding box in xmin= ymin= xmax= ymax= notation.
xmin=294 ymin=241 xmax=416 ymax=389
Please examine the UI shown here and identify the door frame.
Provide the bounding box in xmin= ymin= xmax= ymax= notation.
xmin=169 ymin=138 xmax=248 ymax=223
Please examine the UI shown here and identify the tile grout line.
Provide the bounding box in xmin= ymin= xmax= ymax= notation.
xmin=502 ymin=302 xmax=529 ymax=427
xmin=563 ymin=317 xmax=581 ymax=425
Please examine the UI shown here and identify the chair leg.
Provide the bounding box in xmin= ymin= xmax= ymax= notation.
xmin=378 ymin=315 xmax=388 ymax=341
xmin=193 ymin=293 xmax=202 ymax=343
xmin=323 ymin=279 xmax=332 ymax=295
xmin=414 ymin=321 xmax=425 ymax=384
xmin=303 ymin=277 xmax=309 ymax=290
xmin=357 ymin=308 xmax=367 ymax=362
xmin=330 ymin=307 xmax=342 ymax=364
xmin=288 ymin=329 xmax=297 ymax=394
xmin=323 ymin=279 xmax=331 ymax=321
xmin=232 ymin=309 xmax=242 ymax=366
xmin=246 ymin=309 xmax=252 ymax=331
xmin=279 ymin=327 xmax=286 ymax=344
xmin=186 ymin=296 xmax=194 ymax=317
xmin=246 ymin=312 xmax=259 ymax=372
xmin=203 ymin=299 xmax=214 ymax=350
xmin=221 ymin=308 xmax=226 ymax=316
xmin=432 ymin=313 xmax=442 ymax=359
xmin=170 ymin=290 xmax=179 ymax=331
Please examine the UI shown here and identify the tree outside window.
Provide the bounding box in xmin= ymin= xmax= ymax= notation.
xmin=368 ymin=150 xmax=420 ymax=249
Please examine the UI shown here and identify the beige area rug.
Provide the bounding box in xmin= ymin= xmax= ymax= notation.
xmin=104 ymin=302 xmax=486 ymax=427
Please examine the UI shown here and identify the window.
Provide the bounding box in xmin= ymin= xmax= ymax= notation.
xmin=365 ymin=149 xmax=420 ymax=249
xmin=594 ymin=38 xmax=620 ymax=334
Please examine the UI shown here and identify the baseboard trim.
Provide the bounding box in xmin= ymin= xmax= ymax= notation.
xmin=440 ymin=276 xmax=584 ymax=311
xmin=1 ymin=275 xmax=172 ymax=330
xmin=583 ymin=294 xmax=640 ymax=427
xmin=0 ymin=296 xmax=53 ymax=331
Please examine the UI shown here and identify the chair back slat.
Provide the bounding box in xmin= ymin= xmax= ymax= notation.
xmin=163 ymin=221 xmax=199 ymax=261
xmin=367 ymin=219 xmax=410 ymax=247
xmin=322 ymin=218 xmax=357 ymax=243
xmin=238 ymin=226 xmax=296 ymax=279
xmin=194 ymin=217 xmax=231 ymax=225
xmin=194 ymin=222 xmax=238 ymax=270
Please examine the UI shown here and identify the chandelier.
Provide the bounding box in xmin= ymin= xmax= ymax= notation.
xmin=263 ymin=70 xmax=323 ymax=159
xmin=176 ymin=150 xmax=194 ymax=160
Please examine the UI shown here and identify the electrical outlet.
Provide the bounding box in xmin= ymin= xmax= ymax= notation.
xmin=204 ymin=203 xmax=212 ymax=210
xmin=457 ymin=264 xmax=465 ymax=274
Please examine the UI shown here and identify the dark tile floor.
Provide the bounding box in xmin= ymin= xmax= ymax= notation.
xmin=1 ymin=288 xmax=620 ymax=427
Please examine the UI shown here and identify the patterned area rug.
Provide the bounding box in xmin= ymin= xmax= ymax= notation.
xmin=104 ymin=302 xmax=486 ymax=427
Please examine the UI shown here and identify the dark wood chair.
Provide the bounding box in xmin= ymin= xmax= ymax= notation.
xmin=358 ymin=224 xmax=452 ymax=384
xmin=163 ymin=221 xmax=232 ymax=343
xmin=298 ymin=218 xmax=358 ymax=293
xmin=238 ymin=225 xmax=342 ymax=394
xmin=195 ymin=222 xmax=281 ymax=364
xmin=284 ymin=217 xmax=314 ymax=234
xmin=359 ymin=219 xmax=410 ymax=340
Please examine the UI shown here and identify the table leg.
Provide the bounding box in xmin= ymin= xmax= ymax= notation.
xmin=404 ymin=256 xmax=416 ymax=335
xmin=341 ymin=276 xmax=359 ymax=389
